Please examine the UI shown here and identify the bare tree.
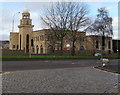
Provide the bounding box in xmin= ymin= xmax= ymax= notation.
xmin=41 ymin=2 xmax=71 ymax=55
xmin=41 ymin=2 xmax=90 ymax=56
xmin=85 ymin=7 xmax=113 ymax=55
xmin=68 ymin=3 xmax=90 ymax=56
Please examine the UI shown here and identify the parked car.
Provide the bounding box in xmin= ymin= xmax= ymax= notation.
xmin=94 ymin=53 xmax=102 ymax=56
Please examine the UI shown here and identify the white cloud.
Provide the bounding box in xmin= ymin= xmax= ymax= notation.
xmin=112 ymin=17 xmax=119 ymax=39
xmin=0 ymin=2 xmax=119 ymax=41
xmin=0 ymin=34 xmax=9 ymax=40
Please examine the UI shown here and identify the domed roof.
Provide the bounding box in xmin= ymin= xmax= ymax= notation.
xmin=23 ymin=8 xmax=29 ymax=13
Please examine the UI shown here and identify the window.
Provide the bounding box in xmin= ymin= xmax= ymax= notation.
xmin=108 ymin=41 xmax=111 ymax=49
xmin=40 ymin=45 xmax=43 ymax=53
xmin=13 ymin=45 xmax=15 ymax=48
xmin=32 ymin=47 xmax=34 ymax=52
xmin=17 ymin=45 xmax=18 ymax=50
xmin=80 ymin=37 xmax=84 ymax=41
xmin=80 ymin=46 xmax=84 ymax=50
xmin=26 ymin=34 xmax=29 ymax=52
xmin=26 ymin=20 xmax=29 ymax=25
xmin=20 ymin=35 xmax=21 ymax=50
xmin=36 ymin=45 xmax=39 ymax=54
xmin=41 ymin=35 xmax=44 ymax=40
xmin=96 ymin=41 xmax=99 ymax=49
xmin=31 ymin=39 xmax=33 ymax=46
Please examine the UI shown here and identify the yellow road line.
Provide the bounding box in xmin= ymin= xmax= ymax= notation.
xmin=2 ymin=72 xmax=11 ymax=75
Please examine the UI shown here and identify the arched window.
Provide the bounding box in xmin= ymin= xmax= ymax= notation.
xmin=32 ymin=47 xmax=34 ymax=52
xmin=31 ymin=39 xmax=33 ymax=46
xmin=23 ymin=15 xmax=26 ymax=19
xmin=40 ymin=45 xmax=43 ymax=54
xmin=80 ymin=46 xmax=84 ymax=50
xmin=36 ymin=45 xmax=39 ymax=54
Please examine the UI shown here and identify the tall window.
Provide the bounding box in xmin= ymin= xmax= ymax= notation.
xmin=40 ymin=45 xmax=43 ymax=53
xmin=20 ymin=35 xmax=21 ymax=50
xmin=26 ymin=20 xmax=29 ymax=25
xmin=108 ymin=41 xmax=111 ymax=49
xmin=96 ymin=41 xmax=99 ymax=49
xmin=36 ymin=45 xmax=39 ymax=54
xmin=26 ymin=34 xmax=29 ymax=52
xmin=31 ymin=39 xmax=33 ymax=46
xmin=17 ymin=45 xmax=18 ymax=50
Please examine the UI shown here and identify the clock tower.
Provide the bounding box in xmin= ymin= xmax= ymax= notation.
xmin=18 ymin=8 xmax=34 ymax=53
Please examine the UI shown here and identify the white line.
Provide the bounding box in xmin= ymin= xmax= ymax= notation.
xmin=93 ymin=67 xmax=120 ymax=75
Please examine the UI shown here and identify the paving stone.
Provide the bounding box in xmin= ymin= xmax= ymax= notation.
xmin=2 ymin=67 xmax=119 ymax=93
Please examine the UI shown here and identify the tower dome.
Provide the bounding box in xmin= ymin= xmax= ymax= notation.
xmin=23 ymin=8 xmax=29 ymax=13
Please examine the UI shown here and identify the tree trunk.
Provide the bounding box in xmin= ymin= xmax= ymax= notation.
xmin=71 ymin=41 xmax=75 ymax=56
xmin=60 ymin=39 xmax=63 ymax=55
xmin=102 ymin=35 xmax=105 ymax=55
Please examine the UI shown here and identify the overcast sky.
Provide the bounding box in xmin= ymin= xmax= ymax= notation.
xmin=0 ymin=1 xmax=119 ymax=40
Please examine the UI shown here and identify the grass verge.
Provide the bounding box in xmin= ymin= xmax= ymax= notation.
xmin=1 ymin=55 xmax=120 ymax=59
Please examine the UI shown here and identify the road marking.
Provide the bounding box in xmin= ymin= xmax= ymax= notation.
xmin=93 ymin=67 xmax=119 ymax=75
xmin=2 ymin=72 xmax=11 ymax=75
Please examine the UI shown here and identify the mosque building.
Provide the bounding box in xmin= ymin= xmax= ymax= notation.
xmin=9 ymin=9 xmax=113 ymax=55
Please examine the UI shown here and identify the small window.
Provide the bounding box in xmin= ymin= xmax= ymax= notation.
xmin=13 ymin=45 xmax=15 ymax=48
xmin=80 ymin=37 xmax=84 ymax=41
xmin=80 ymin=46 xmax=84 ymax=50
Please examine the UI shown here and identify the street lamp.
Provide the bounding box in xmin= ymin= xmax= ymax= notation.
xmin=12 ymin=12 xmax=20 ymax=32
xmin=66 ymin=44 xmax=70 ymax=48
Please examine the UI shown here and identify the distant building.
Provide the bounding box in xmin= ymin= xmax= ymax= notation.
xmin=86 ymin=35 xmax=113 ymax=54
xmin=0 ymin=41 xmax=9 ymax=49
xmin=112 ymin=39 xmax=120 ymax=54
xmin=9 ymin=9 xmax=113 ymax=55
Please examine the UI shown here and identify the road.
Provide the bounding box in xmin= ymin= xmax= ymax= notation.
xmin=2 ymin=59 xmax=119 ymax=93
xmin=2 ymin=59 xmax=102 ymax=72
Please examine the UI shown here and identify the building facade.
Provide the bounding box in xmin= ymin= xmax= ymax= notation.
xmin=0 ymin=41 xmax=9 ymax=49
xmin=10 ymin=9 xmax=113 ymax=55
xmin=112 ymin=39 xmax=120 ymax=54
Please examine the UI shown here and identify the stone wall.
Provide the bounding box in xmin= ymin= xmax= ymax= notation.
xmin=48 ymin=50 xmax=94 ymax=56
xmin=2 ymin=49 xmax=28 ymax=56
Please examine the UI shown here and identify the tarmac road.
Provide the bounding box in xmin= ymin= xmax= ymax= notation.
xmin=2 ymin=59 xmax=119 ymax=93
xmin=2 ymin=59 xmax=102 ymax=72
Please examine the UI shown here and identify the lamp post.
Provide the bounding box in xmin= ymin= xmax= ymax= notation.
xmin=12 ymin=12 xmax=20 ymax=32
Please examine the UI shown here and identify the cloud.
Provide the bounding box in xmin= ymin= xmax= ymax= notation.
xmin=0 ymin=2 xmax=119 ymax=40
xmin=0 ymin=34 xmax=9 ymax=40
xmin=112 ymin=16 xmax=119 ymax=39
